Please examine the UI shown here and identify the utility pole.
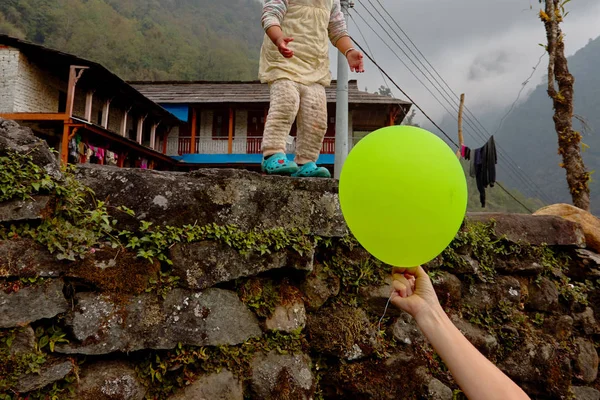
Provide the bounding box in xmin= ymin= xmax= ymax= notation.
xmin=456 ymin=93 xmax=465 ymax=158
xmin=334 ymin=0 xmax=352 ymax=179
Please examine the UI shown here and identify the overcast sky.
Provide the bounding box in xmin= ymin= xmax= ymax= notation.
xmin=329 ymin=0 xmax=600 ymax=125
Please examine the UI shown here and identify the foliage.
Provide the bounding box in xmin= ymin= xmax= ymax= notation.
xmin=120 ymin=221 xmax=314 ymax=265
xmin=0 ymin=151 xmax=120 ymax=261
xmin=146 ymin=271 xmax=180 ymax=300
xmin=441 ymin=221 xmax=503 ymax=282
xmin=1 ymin=149 xmax=315 ymax=268
xmin=462 ymin=300 xmax=525 ymax=359
xmin=0 ymin=0 xmax=263 ymax=81
xmin=136 ymin=330 xmax=306 ymax=399
xmin=557 ymin=276 xmax=589 ymax=306
xmin=0 ymin=325 xmax=73 ymax=397
xmin=35 ymin=325 xmax=69 ymax=353
xmin=0 ymin=151 xmax=54 ymax=202
xmin=237 ymin=278 xmax=280 ymax=318
xmin=324 ymin=243 xmax=389 ymax=294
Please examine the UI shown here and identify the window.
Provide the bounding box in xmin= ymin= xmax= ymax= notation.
xmin=326 ymin=113 xmax=335 ymax=137
xmin=212 ymin=109 xmax=233 ymax=139
xmin=247 ymin=110 xmax=265 ymax=137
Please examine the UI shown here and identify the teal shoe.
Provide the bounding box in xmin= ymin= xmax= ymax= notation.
xmin=262 ymin=153 xmax=298 ymax=175
xmin=292 ymin=162 xmax=331 ymax=178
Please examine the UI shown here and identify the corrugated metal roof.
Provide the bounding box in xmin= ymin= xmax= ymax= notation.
xmin=130 ymin=80 xmax=411 ymax=106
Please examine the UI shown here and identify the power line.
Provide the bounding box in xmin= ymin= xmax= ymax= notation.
xmin=363 ymin=0 xmax=554 ymax=203
xmin=352 ymin=4 xmax=553 ymax=204
xmin=348 ymin=13 xmax=392 ymax=96
xmin=351 ymin=9 xmax=549 ymax=205
xmin=357 ymin=0 xmax=551 ymax=196
xmin=349 ymin=38 xmax=535 ymax=213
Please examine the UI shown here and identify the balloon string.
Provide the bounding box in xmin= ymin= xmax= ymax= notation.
xmin=377 ymin=291 xmax=394 ymax=334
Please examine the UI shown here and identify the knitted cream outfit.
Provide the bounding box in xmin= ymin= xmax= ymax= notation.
xmin=259 ymin=0 xmax=334 ymax=165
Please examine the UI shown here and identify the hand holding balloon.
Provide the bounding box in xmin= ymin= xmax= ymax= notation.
xmin=390 ymin=266 xmax=441 ymax=322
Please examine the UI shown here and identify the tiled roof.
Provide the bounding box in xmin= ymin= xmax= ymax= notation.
xmin=130 ymin=80 xmax=411 ymax=106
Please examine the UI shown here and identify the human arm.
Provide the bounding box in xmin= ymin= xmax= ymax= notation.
xmin=329 ymin=0 xmax=364 ymax=72
xmin=391 ymin=266 xmax=531 ymax=400
xmin=335 ymin=36 xmax=364 ymax=73
xmin=262 ymin=0 xmax=294 ymax=58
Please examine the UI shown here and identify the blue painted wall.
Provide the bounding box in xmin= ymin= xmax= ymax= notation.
xmin=161 ymin=104 xmax=189 ymax=122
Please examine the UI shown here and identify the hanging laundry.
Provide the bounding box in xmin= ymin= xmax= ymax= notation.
xmin=460 ymin=145 xmax=471 ymax=161
xmin=106 ymin=151 xmax=118 ymax=166
xmin=88 ymin=146 xmax=99 ymax=164
xmin=85 ymin=146 xmax=94 ymax=164
xmin=470 ymin=136 xmax=497 ymax=208
xmin=68 ymin=137 xmax=78 ymax=164
xmin=78 ymin=142 xmax=86 ymax=161
xmin=96 ymin=147 xmax=106 ymax=165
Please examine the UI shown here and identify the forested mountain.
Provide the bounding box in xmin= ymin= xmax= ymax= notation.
xmin=0 ymin=0 xmax=264 ymax=80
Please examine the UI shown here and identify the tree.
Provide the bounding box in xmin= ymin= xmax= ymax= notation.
xmin=539 ymin=0 xmax=590 ymax=210
xmin=375 ymin=85 xmax=392 ymax=97
xmin=402 ymin=109 xmax=420 ymax=127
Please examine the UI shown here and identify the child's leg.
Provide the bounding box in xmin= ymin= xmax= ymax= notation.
xmin=262 ymin=79 xmax=300 ymax=157
xmin=292 ymin=83 xmax=330 ymax=178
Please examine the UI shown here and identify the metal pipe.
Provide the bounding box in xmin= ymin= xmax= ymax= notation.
xmin=334 ymin=0 xmax=351 ymax=179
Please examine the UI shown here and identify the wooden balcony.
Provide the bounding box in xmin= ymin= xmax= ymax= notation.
xmin=169 ymin=136 xmax=344 ymax=156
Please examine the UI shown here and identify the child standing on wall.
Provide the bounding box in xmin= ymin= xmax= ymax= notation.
xmin=260 ymin=0 xmax=365 ymax=178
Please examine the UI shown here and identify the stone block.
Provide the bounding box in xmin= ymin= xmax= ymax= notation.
xmin=56 ymin=288 xmax=261 ymax=355
xmin=0 ymin=279 xmax=68 ymax=328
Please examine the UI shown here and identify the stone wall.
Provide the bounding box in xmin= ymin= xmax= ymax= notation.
xmin=14 ymin=52 xmax=62 ymax=113
xmin=0 ymin=48 xmax=63 ymax=114
xmin=0 ymin=47 xmax=19 ymax=113
xmin=0 ymin=119 xmax=599 ymax=400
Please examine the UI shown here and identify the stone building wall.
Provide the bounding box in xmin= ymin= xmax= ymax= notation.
xmin=0 ymin=47 xmax=19 ymax=113
xmin=14 ymin=52 xmax=62 ymax=113
xmin=0 ymin=48 xmax=64 ymax=114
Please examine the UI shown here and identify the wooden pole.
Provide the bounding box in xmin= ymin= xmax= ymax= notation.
xmin=228 ymin=107 xmax=234 ymax=154
xmin=456 ymin=93 xmax=465 ymax=157
xmin=84 ymin=90 xmax=94 ymax=122
xmin=65 ymin=66 xmax=88 ymax=118
xmin=162 ymin=131 xmax=169 ymax=154
xmin=101 ymin=99 xmax=111 ymax=128
xmin=120 ymin=109 xmax=129 ymax=137
xmin=190 ymin=108 xmax=197 ymax=154
xmin=60 ymin=123 xmax=70 ymax=165
xmin=136 ymin=115 xmax=146 ymax=144
xmin=150 ymin=122 xmax=159 ymax=150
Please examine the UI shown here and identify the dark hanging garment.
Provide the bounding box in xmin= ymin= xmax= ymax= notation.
xmin=469 ymin=136 xmax=497 ymax=208
xmin=482 ymin=135 xmax=497 ymax=189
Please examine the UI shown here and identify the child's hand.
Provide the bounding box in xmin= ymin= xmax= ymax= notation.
xmin=275 ymin=37 xmax=294 ymax=58
xmin=346 ymin=50 xmax=365 ymax=73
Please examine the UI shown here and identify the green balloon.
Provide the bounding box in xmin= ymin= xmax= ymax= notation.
xmin=339 ymin=126 xmax=468 ymax=267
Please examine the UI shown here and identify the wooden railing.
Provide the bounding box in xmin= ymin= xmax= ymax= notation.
xmin=168 ymin=136 xmax=361 ymax=156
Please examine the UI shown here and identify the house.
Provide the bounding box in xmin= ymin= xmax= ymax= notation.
xmin=0 ymin=34 xmax=412 ymax=172
xmin=132 ymin=80 xmax=412 ymax=169
xmin=0 ymin=34 xmax=180 ymax=170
